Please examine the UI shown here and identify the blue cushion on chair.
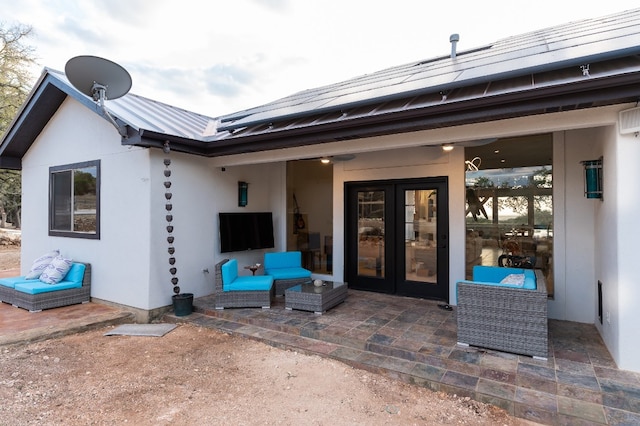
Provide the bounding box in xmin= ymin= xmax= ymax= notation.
xmin=221 ymin=259 xmax=239 ymax=286
xmin=223 ymin=275 xmax=274 ymax=292
xmin=469 ymin=265 xmax=537 ymax=290
xmin=14 ymin=280 xmax=82 ymax=295
xmin=267 ymin=267 xmax=311 ymax=280
xmin=264 ymin=252 xmax=302 ymax=270
xmin=64 ymin=263 xmax=86 ymax=284
xmin=0 ymin=276 xmax=37 ymax=289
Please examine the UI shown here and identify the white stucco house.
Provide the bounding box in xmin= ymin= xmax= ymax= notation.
xmin=1 ymin=8 xmax=640 ymax=372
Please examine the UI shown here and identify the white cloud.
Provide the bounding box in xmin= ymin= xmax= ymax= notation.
xmin=4 ymin=0 xmax=639 ymax=116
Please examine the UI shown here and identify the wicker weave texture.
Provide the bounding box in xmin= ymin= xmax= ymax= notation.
xmin=3 ymin=263 xmax=91 ymax=312
xmin=456 ymin=269 xmax=548 ymax=358
xmin=213 ymin=259 xmax=273 ymax=309
xmin=0 ymin=284 xmax=16 ymax=305
xmin=284 ymin=282 xmax=347 ymax=313
xmin=275 ymin=278 xmax=311 ymax=296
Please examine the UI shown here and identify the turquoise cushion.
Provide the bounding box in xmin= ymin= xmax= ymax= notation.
xmin=523 ymin=269 xmax=536 ymax=290
xmin=14 ymin=280 xmax=82 ymax=295
xmin=65 ymin=263 xmax=86 ymax=284
xmin=265 ymin=267 xmax=311 ymax=280
xmin=221 ymin=259 xmax=238 ymax=284
xmin=0 ymin=276 xmax=37 ymax=289
xmin=223 ymin=275 xmax=273 ymax=292
xmin=464 ymin=266 xmax=537 ymax=290
xmin=458 ymin=279 xmax=528 ymax=290
xmin=264 ymin=251 xmax=302 ymax=269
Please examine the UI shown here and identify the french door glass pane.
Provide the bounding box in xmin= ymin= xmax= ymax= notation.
xmin=405 ymin=189 xmax=437 ymax=284
xmin=357 ymin=191 xmax=384 ymax=277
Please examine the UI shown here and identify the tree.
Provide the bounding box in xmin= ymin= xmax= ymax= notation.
xmin=0 ymin=170 xmax=20 ymax=227
xmin=0 ymin=22 xmax=35 ymax=228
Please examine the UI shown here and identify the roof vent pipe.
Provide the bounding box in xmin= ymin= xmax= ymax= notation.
xmin=450 ymin=33 xmax=460 ymax=58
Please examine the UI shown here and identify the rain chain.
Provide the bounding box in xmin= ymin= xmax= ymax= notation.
xmin=164 ymin=141 xmax=179 ymax=294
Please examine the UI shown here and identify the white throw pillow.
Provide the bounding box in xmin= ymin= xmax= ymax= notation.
xmin=500 ymin=273 xmax=525 ymax=286
xmin=39 ymin=255 xmax=73 ymax=284
xmin=25 ymin=249 xmax=60 ymax=279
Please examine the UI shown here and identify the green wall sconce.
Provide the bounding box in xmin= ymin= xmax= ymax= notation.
xmin=238 ymin=181 xmax=248 ymax=207
xmin=581 ymin=158 xmax=603 ymax=199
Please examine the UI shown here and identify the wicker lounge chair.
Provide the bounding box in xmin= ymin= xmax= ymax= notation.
xmin=0 ymin=262 xmax=91 ymax=312
xmin=213 ymin=259 xmax=274 ymax=309
xmin=456 ymin=267 xmax=548 ymax=359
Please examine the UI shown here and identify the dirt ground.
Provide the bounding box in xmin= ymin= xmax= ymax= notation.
xmin=0 ymin=238 xmax=537 ymax=425
xmin=0 ymin=236 xmax=21 ymax=270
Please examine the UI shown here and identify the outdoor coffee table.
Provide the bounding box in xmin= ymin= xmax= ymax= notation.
xmin=285 ymin=281 xmax=347 ymax=314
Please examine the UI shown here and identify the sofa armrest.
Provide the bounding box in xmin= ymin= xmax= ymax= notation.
xmin=221 ymin=259 xmax=238 ymax=286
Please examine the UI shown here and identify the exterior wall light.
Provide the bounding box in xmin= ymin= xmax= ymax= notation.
xmin=442 ymin=144 xmax=454 ymax=152
xmin=581 ymin=158 xmax=603 ymax=199
xmin=238 ymin=181 xmax=248 ymax=206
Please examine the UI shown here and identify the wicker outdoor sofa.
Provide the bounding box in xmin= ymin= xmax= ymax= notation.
xmin=456 ymin=265 xmax=548 ymax=359
xmin=264 ymin=251 xmax=312 ymax=296
xmin=214 ymin=259 xmax=274 ymax=309
xmin=0 ymin=262 xmax=91 ymax=312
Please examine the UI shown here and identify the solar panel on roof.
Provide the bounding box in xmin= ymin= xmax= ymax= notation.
xmin=218 ymin=8 xmax=640 ymax=132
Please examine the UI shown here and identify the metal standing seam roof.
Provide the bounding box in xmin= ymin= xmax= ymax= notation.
xmin=215 ymin=8 xmax=640 ymax=133
xmin=2 ymin=7 xmax=640 ymax=166
xmin=49 ymin=69 xmax=217 ymax=140
xmin=0 ymin=67 xmax=218 ymax=168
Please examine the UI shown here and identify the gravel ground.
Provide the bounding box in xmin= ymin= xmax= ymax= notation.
xmin=0 ymin=235 xmax=539 ymax=425
xmin=0 ymin=324 xmax=538 ymax=426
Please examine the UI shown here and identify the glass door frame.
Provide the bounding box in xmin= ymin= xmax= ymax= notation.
xmin=394 ymin=179 xmax=449 ymax=300
xmin=345 ymin=182 xmax=395 ymax=294
xmin=345 ymin=177 xmax=449 ymax=301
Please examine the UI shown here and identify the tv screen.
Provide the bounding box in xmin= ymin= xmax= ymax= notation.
xmin=219 ymin=212 xmax=275 ymax=253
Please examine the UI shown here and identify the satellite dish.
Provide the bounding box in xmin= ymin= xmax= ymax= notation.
xmin=64 ymin=55 xmax=132 ymax=137
xmin=65 ymin=55 xmax=132 ymax=101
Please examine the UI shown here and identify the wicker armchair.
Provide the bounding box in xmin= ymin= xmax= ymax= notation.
xmin=456 ymin=268 xmax=548 ymax=359
xmin=263 ymin=251 xmax=312 ymax=296
xmin=213 ymin=259 xmax=274 ymax=309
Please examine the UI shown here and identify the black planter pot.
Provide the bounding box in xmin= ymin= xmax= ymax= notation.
xmin=172 ymin=293 xmax=193 ymax=316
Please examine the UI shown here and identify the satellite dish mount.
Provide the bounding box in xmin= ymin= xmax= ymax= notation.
xmin=91 ymin=82 xmax=109 ymax=104
xmin=65 ymin=55 xmax=132 ymax=138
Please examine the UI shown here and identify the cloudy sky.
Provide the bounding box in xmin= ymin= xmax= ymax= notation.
xmin=3 ymin=0 xmax=638 ymax=117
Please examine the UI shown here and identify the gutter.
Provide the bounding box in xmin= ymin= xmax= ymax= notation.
xmin=129 ymin=71 xmax=640 ymax=157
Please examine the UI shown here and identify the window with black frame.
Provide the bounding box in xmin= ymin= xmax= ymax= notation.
xmin=49 ymin=160 xmax=100 ymax=239
xmin=464 ymin=135 xmax=554 ymax=296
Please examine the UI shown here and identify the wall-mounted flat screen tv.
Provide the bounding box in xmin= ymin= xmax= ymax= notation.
xmin=219 ymin=212 xmax=275 ymax=253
